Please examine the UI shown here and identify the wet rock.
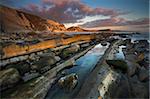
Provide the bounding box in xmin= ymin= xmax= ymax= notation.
xmin=126 ymin=61 xmax=140 ymax=77
xmin=54 ymin=56 xmax=61 ymax=62
xmin=0 ymin=68 xmax=21 ymax=91
xmin=58 ymin=73 xmax=78 ymax=92
xmin=138 ymin=40 xmax=149 ymax=47
xmin=134 ymin=40 xmax=149 ymax=54
xmin=129 ymin=75 xmax=148 ymax=98
xmin=61 ymin=44 xmax=80 ymax=58
xmin=28 ymin=53 xmax=36 ymax=60
xmin=106 ymin=60 xmax=128 ymax=73
xmin=69 ymin=44 xmax=80 ymax=52
xmin=101 ymin=41 xmax=107 ymax=46
xmin=6 ymin=61 xmax=31 ymax=76
xmin=138 ymin=59 xmax=149 ymax=69
xmin=124 ymin=39 xmax=131 ymax=44
xmin=125 ymin=54 xmax=138 ymax=62
xmin=137 ymin=53 xmax=145 ymax=62
xmin=110 ymin=74 xmax=131 ymax=98
xmin=22 ymin=72 xmax=40 ymax=82
xmin=138 ymin=67 xmax=149 ymax=82
xmin=80 ymin=43 xmax=90 ymax=48
xmin=2 ymin=72 xmax=57 ymax=99
xmin=31 ymin=53 xmax=57 ymax=72
xmin=60 ymin=70 xmax=67 ymax=76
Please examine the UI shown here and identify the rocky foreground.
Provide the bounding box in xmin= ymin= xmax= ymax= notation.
xmin=0 ymin=39 xmax=96 ymax=98
xmin=75 ymin=38 xmax=149 ymax=99
xmin=0 ymin=34 xmax=149 ymax=99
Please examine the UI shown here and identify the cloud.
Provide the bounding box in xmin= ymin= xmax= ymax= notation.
xmin=21 ymin=0 xmax=126 ymax=23
xmin=81 ymin=17 xmax=149 ymax=32
xmin=64 ymin=15 xmax=110 ymax=28
xmin=81 ymin=17 xmax=149 ymax=28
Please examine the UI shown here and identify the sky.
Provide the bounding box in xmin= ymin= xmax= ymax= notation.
xmin=0 ymin=0 xmax=149 ymax=32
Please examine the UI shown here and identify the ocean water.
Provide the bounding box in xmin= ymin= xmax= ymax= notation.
xmin=129 ymin=33 xmax=149 ymax=42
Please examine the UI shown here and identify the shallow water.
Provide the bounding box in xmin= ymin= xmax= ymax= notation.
xmin=45 ymin=43 xmax=110 ymax=99
xmin=114 ymin=45 xmax=126 ymax=60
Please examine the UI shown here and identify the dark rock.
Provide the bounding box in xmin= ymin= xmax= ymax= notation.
xmin=138 ymin=67 xmax=149 ymax=82
xmin=138 ymin=40 xmax=149 ymax=46
xmin=58 ymin=73 xmax=78 ymax=92
xmin=129 ymin=75 xmax=148 ymax=98
xmin=0 ymin=68 xmax=21 ymax=91
xmin=54 ymin=56 xmax=61 ymax=62
xmin=126 ymin=61 xmax=140 ymax=77
xmin=2 ymin=72 xmax=57 ymax=99
xmin=61 ymin=44 xmax=80 ymax=58
xmin=6 ymin=61 xmax=31 ymax=76
xmin=110 ymin=74 xmax=131 ymax=98
xmin=31 ymin=53 xmax=57 ymax=72
xmin=124 ymin=39 xmax=131 ymax=44
xmin=80 ymin=43 xmax=90 ymax=48
xmin=125 ymin=54 xmax=138 ymax=62
xmin=101 ymin=41 xmax=107 ymax=46
xmin=137 ymin=58 xmax=149 ymax=69
xmin=106 ymin=60 xmax=128 ymax=73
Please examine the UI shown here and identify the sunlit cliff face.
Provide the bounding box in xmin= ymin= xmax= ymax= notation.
xmin=2 ymin=35 xmax=93 ymax=58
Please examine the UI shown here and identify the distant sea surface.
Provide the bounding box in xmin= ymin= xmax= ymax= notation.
xmin=129 ymin=33 xmax=149 ymax=42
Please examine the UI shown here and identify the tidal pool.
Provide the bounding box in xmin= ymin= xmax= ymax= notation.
xmin=45 ymin=43 xmax=110 ymax=99
xmin=114 ymin=45 xmax=126 ymax=60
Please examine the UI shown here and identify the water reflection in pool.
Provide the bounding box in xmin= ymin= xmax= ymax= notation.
xmin=46 ymin=43 xmax=110 ymax=99
xmin=115 ymin=45 xmax=126 ymax=60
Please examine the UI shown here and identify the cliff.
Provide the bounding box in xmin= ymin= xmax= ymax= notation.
xmin=0 ymin=5 xmax=67 ymax=33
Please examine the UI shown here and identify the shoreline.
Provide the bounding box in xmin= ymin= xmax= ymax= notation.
xmin=75 ymin=40 xmax=122 ymax=99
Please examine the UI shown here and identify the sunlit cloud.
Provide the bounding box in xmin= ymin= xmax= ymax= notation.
xmin=0 ymin=0 xmax=148 ymax=32
xmin=64 ymin=15 xmax=110 ymax=28
xmin=21 ymin=0 xmax=125 ymax=23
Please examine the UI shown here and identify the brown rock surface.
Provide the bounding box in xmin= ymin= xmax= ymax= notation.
xmin=0 ymin=68 xmax=21 ymax=91
xmin=0 ymin=5 xmax=66 ymax=32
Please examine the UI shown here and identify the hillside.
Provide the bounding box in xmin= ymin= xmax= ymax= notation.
xmin=0 ymin=5 xmax=67 ymax=33
xmin=67 ymin=26 xmax=86 ymax=32
xmin=0 ymin=5 xmax=111 ymax=33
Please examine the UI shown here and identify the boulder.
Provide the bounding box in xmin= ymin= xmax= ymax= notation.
xmin=125 ymin=54 xmax=138 ymax=62
xmin=106 ymin=60 xmax=128 ymax=73
xmin=58 ymin=73 xmax=78 ymax=92
xmin=138 ymin=67 xmax=149 ymax=82
xmin=126 ymin=61 xmax=140 ymax=77
xmin=31 ymin=53 xmax=57 ymax=72
xmin=137 ymin=53 xmax=145 ymax=62
xmin=6 ymin=61 xmax=31 ymax=76
xmin=80 ymin=43 xmax=90 ymax=48
xmin=1 ymin=71 xmax=57 ymax=99
xmin=124 ymin=39 xmax=131 ymax=44
xmin=138 ymin=40 xmax=149 ymax=47
xmin=101 ymin=41 xmax=107 ymax=46
xmin=61 ymin=44 xmax=80 ymax=58
xmin=138 ymin=58 xmax=149 ymax=69
xmin=0 ymin=68 xmax=21 ymax=91
xmin=129 ymin=75 xmax=148 ymax=98
xmin=110 ymin=74 xmax=131 ymax=98
xmin=54 ymin=56 xmax=61 ymax=62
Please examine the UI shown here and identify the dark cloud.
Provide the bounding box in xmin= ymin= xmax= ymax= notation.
xmin=21 ymin=0 xmax=126 ymax=23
